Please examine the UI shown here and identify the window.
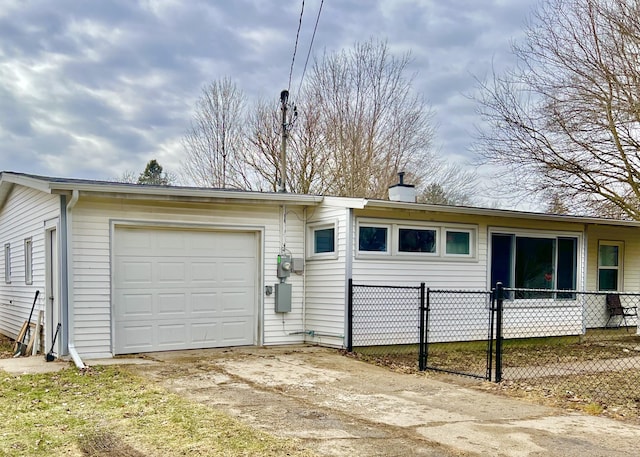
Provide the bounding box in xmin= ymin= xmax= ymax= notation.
xmin=24 ymin=238 xmax=33 ymax=285
xmin=598 ymin=242 xmax=622 ymax=291
xmin=490 ymin=233 xmax=578 ymax=298
xmin=358 ymin=225 xmax=388 ymax=253
xmin=398 ymin=228 xmax=437 ymax=253
xmin=4 ymin=243 xmax=10 ymax=284
xmin=445 ymin=230 xmax=471 ymax=256
xmin=355 ymin=218 xmax=477 ymax=260
xmin=313 ymin=227 xmax=335 ymax=254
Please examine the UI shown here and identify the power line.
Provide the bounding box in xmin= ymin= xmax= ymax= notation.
xmin=296 ymin=0 xmax=324 ymax=99
xmin=288 ymin=0 xmax=305 ymax=92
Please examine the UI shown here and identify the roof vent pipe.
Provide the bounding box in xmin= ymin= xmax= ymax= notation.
xmin=388 ymin=171 xmax=416 ymax=203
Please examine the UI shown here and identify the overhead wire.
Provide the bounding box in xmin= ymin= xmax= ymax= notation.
xmin=295 ymin=0 xmax=324 ymax=100
xmin=288 ymin=0 xmax=305 ymax=92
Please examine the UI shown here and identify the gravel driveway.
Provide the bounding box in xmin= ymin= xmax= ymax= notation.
xmin=127 ymin=345 xmax=640 ymax=457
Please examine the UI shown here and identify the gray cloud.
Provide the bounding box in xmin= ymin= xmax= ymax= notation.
xmin=0 ymin=0 xmax=536 ymax=182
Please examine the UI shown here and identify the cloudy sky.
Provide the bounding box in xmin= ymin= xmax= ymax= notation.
xmin=0 ymin=0 xmax=537 ymax=186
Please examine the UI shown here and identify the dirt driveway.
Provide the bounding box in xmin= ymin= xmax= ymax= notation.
xmin=127 ymin=345 xmax=640 ymax=457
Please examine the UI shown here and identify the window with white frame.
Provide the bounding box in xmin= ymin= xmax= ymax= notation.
xmin=598 ymin=241 xmax=623 ymax=291
xmin=358 ymin=224 xmax=389 ymax=253
xmin=4 ymin=243 xmax=10 ymax=284
xmin=24 ymin=238 xmax=33 ymax=285
xmin=355 ymin=219 xmax=477 ymax=259
xmin=398 ymin=227 xmax=437 ymax=254
xmin=490 ymin=233 xmax=578 ymax=298
xmin=307 ymin=222 xmax=337 ymax=258
xmin=445 ymin=229 xmax=472 ymax=256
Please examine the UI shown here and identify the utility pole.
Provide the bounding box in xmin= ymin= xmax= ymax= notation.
xmin=278 ymin=89 xmax=289 ymax=193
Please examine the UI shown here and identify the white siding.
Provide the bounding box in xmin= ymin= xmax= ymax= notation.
xmin=0 ymin=185 xmax=59 ymax=339
xmin=352 ymin=212 xmax=488 ymax=289
xmin=70 ymin=197 xmax=307 ymax=358
xmin=304 ymin=204 xmax=349 ymax=347
xmin=351 ymin=210 xmax=596 ymax=289
xmin=348 ymin=210 xmax=603 ymax=346
xmin=585 ymin=225 xmax=640 ymax=329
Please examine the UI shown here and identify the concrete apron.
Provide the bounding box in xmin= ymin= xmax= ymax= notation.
xmin=136 ymin=347 xmax=640 ymax=457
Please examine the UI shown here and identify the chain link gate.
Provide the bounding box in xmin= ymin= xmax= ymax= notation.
xmin=422 ymin=288 xmax=496 ymax=380
xmin=348 ymin=280 xmax=497 ymax=379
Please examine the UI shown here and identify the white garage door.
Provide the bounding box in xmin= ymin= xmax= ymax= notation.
xmin=113 ymin=227 xmax=257 ymax=354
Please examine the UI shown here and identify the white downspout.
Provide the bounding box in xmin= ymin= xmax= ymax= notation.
xmin=66 ymin=190 xmax=86 ymax=369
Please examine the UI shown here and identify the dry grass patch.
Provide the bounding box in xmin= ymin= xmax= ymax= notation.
xmin=0 ymin=365 xmax=316 ymax=457
xmin=0 ymin=333 xmax=14 ymax=358
xmin=478 ymin=370 xmax=640 ymax=423
xmin=348 ymin=334 xmax=640 ymax=424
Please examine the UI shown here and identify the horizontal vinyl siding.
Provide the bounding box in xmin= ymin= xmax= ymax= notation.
xmin=304 ymin=205 xmax=348 ymax=347
xmin=352 ymin=212 xmax=488 ymax=289
xmin=586 ymin=225 xmax=640 ymax=291
xmin=584 ymin=225 xmax=640 ymax=330
xmin=351 ymin=210 xmax=595 ymax=290
xmin=0 ymin=185 xmax=59 ymax=339
xmin=70 ymin=197 xmax=307 ymax=358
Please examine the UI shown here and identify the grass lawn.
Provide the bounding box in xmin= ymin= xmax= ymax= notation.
xmin=0 ymin=363 xmax=315 ymax=457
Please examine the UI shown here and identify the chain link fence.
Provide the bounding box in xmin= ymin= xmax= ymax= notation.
xmin=348 ymin=281 xmax=423 ymax=369
xmin=348 ymin=282 xmax=640 ymax=386
xmin=499 ymin=288 xmax=640 ymax=381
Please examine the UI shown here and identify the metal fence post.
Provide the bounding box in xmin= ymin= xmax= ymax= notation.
xmin=495 ymin=282 xmax=504 ymax=383
xmin=347 ymin=278 xmax=353 ymax=352
xmin=486 ymin=290 xmax=495 ymax=382
xmin=419 ymin=283 xmax=427 ymax=371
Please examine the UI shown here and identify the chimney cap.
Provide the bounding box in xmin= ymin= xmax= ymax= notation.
xmin=388 ymin=171 xmax=415 ymax=189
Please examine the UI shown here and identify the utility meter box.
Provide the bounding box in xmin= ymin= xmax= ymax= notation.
xmin=277 ymin=254 xmax=292 ymax=279
xmin=275 ymin=282 xmax=292 ymax=313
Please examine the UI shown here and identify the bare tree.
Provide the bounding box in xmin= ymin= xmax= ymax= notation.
xmin=418 ymin=163 xmax=478 ymax=206
xmin=475 ymin=0 xmax=640 ymax=220
xmin=181 ymin=78 xmax=249 ymax=188
xmin=184 ymin=40 xmax=476 ymax=203
xmin=245 ymin=95 xmax=329 ymax=194
xmin=113 ymin=170 xmax=137 ymax=183
xmin=305 ymin=39 xmax=436 ymax=198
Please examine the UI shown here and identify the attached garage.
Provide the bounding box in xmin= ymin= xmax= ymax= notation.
xmin=113 ymin=226 xmax=259 ymax=354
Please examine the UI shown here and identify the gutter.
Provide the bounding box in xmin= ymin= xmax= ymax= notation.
xmin=65 ymin=190 xmax=86 ymax=369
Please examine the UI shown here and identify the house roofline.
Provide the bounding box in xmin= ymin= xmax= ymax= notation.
xmin=362 ymin=199 xmax=640 ymax=228
xmin=3 ymin=171 xmax=640 ymax=227
xmin=0 ymin=171 xmax=324 ymax=206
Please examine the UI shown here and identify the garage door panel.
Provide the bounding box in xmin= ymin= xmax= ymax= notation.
xmin=215 ymin=232 xmax=256 ymax=255
xmin=118 ymin=324 xmax=154 ymax=352
xmin=119 ymin=230 xmax=153 ymax=252
xmin=191 ymin=292 xmax=220 ymax=314
xmin=222 ymin=261 xmax=255 ymax=284
xmin=220 ymin=290 xmax=255 ymax=313
xmin=191 ymin=262 xmax=218 ymax=283
xmin=157 ymin=323 xmax=187 ymax=346
xmin=119 ymin=293 xmax=153 ymax=317
xmin=158 ymin=262 xmax=186 ymax=282
xmin=114 ymin=227 xmax=257 ymax=354
xmin=191 ymin=322 xmax=219 ymax=343
xmin=221 ymin=320 xmax=254 ymax=344
xmin=157 ymin=293 xmax=187 ymax=315
xmin=120 ymin=261 xmax=153 ymax=284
